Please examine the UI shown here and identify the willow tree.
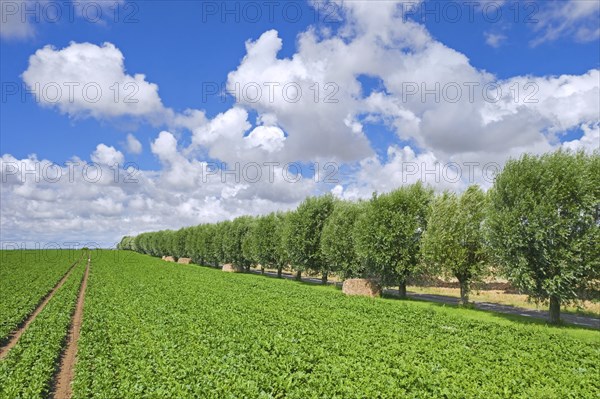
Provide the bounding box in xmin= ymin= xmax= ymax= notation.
xmin=273 ymin=212 xmax=291 ymax=278
xmin=421 ymin=186 xmax=488 ymax=304
xmin=321 ymin=200 xmax=364 ymax=279
xmin=223 ymin=216 xmax=254 ymax=271
xmin=355 ymin=182 xmax=433 ymax=298
xmin=285 ymin=195 xmax=335 ymax=283
xmin=243 ymin=213 xmax=281 ymax=275
xmin=487 ymin=150 xmax=600 ymax=324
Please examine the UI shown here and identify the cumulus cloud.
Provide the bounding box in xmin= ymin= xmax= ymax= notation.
xmin=245 ymin=125 xmax=286 ymax=153
xmin=125 ymin=134 xmax=142 ymax=154
xmin=0 ymin=129 xmax=318 ymax=246
xmin=3 ymin=0 xmax=599 ymax=246
xmin=91 ymin=144 xmax=124 ymax=165
xmin=22 ymin=42 xmax=169 ymax=121
xmin=20 ymin=40 xmax=211 ymax=133
xmin=562 ymin=123 xmax=600 ymax=153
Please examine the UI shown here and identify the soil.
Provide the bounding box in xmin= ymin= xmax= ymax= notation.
xmin=0 ymin=256 xmax=82 ymax=359
xmin=52 ymin=254 xmax=91 ymax=399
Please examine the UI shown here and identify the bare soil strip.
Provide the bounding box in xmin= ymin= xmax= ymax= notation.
xmin=53 ymin=253 xmax=90 ymax=399
xmin=0 ymin=255 xmax=82 ymax=359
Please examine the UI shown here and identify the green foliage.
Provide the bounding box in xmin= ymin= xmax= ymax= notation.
xmin=71 ymin=251 xmax=599 ymax=398
xmin=0 ymin=257 xmax=86 ymax=398
xmin=117 ymin=236 xmax=135 ymax=251
xmin=0 ymin=250 xmax=80 ymax=341
xmin=320 ymin=200 xmax=364 ymax=279
xmin=487 ymin=150 xmax=600 ymax=321
xmin=173 ymin=228 xmax=189 ymax=258
xmin=284 ymin=195 xmax=335 ymax=278
xmin=242 ymin=213 xmax=283 ymax=271
xmin=221 ymin=217 xmax=254 ymax=269
xmin=355 ymin=183 xmax=433 ymax=289
xmin=421 ymin=186 xmax=488 ymax=303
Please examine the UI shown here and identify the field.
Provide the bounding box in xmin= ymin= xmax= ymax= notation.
xmin=0 ymin=250 xmax=598 ymax=398
xmin=0 ymin=250 xmax=80 ymax=343
xmin=0 ymin=258 xmax=86 ymax=398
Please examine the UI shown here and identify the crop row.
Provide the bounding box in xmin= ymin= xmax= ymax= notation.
xmin=0 ymin=255 xmax=86 ymax=398
xmin=73 ymin=251 xmax=599 ymax=398
xmin=0 ymin=250 xmax=80 ymax=342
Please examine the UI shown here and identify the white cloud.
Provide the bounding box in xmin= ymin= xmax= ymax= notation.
xmin=245 ymin=125 xmax=286 ymax=153
xmin=91 ymin=144 xmax=124 ymax=165
xmin=3 ymin=0 xmax=599 ymax=246
xmin=1 ymin=0 xmax=126 ymax=41
xmin=226 ymin=29 xmax=373 ymax=163
xmin=0 ymin=129 xmax=319 ymax=246
xmin=562 ymin=123 xmax=600 ymax=153
xmin=21 ymin=41 xmax=209 ymax=133
xmin=22 ymin=42 xmax=169 ymax=122
xmin=485 ymin=32 xmax=507 ymax=48
xmin=126 ymin=134 xmax=142 ymax=154
xmin=531 ymin=0 xmax=600 ymax=46
xmin=0 ymin=0 xmax=35 ymax=40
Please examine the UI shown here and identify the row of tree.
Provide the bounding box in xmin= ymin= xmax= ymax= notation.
xmin=119 ymin=150 xmax=599 ymax=323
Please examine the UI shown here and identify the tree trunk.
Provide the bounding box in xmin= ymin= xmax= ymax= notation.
xmin=321 ymin=272 xmax=328 ymax=285
xmin=277 ymin=266 xmax=283 ymax=278
xmin=398 ymin=281 xmax=407 ymax=299
xmin=295 ymin=270 xmax=302 ymax=281
xmin=549 ymin=295 xmax=561 ymax=324
xmin=459 ymin=279 xmax=469 ymax=305
xmin=261 ymin=266 xmax=265 ymax=274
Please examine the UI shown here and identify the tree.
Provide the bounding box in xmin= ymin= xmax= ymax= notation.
xmin=244 ymin=213 xmax=281 ymax=275
xmin=487 ymin=150 xmax=600 ymax=324
xmin=355 ymin=182 xmax=433 ymax=298
xmin=173 ymin=228 xmax=189 ymax=259
xmin=241 ymin=217 xmax=261 ymax=272
xmin=285 ymin=195 xmax=335 ymax=283
xmin=421 ymin=186 xmax=488 ymax=304
xmin=223 ymin=217 xmax=254 ymax=271
xmin=273 ymin=212 xmax=291 ymax=278
xmin=117 ymin=236 xmax=135 ymax=251
xmin=321 ymin=200 xmax=364 ymax=279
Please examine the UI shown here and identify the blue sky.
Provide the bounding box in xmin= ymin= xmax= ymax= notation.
xmin=1 ymin=0 xmax=598 ymax=246
xmin=2 ymin=0 xmax=598 ymax=166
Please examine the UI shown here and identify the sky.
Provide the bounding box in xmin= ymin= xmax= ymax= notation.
xmin=1 ymin=0 xmax=599 ymax=247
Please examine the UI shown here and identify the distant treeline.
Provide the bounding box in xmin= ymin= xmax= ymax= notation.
xmin=119 ymin=150 xmax=599 ymax=323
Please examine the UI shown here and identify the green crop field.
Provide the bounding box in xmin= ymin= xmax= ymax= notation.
xmin=67 ymin=251 xmax=597 ymax=398
xmin=0 ymin=249 xmax=598 ymax=398
xmin=0 ymin=250 xmax=80 ymax=342
xmin=0 ymin=257 xmax=86 ymax=398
